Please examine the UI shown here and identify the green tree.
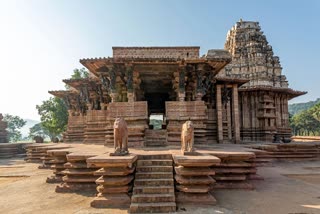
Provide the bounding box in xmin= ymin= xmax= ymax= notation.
xmin=65 ymin=68 xmax=89 ymax=89
xmin=36 ymin=97 xmax=68 ymax=141
xmin=291 ymin=108 xmax=320 ymax=136
xmin=3 ymin=114 xmax=26 ymax=142
xmin=311 ymin=103 xmax=320 ymax=122
xmin=71 ymin=68 xmax=89 ymax=79
xmin=28 ymin=122 xmax=51 ymax=139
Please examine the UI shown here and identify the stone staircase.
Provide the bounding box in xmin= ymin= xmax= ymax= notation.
xmin=145 ymin=129 xmax=167 ymax=147
xmin=129 ymin=154 xmax=176 ymax=213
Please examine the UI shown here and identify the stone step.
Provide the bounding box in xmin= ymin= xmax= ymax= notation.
xmin=134 ymin=178 xmax=174 ymax=186
xmin=136 ymin=166 xmax=173 ymax=172
xmin=131 ymin=193 xmax=175 ymax=203
xmin=145 ymin=140 xmax=167 ymax=143
xmin=145 ymin=130 xmax=167 ymax=135
xmin=135 ymin=172 xmax=173 ymax=179
xmin=145 ymin=142 xmax=166 ymax=147
xmin=137 ymin=159 xmax=172 ymax=167
xmin=133 ymin=186 xmax=174 ymax=194
xmin=145 ymin=133 xmax=167 ymax=136
xmin=139 ymin=154 xmax=172 ymax=160
xmin=129 ymin=202 xmax=176 ymax=213
xmin=145 ymin=138 xmax=166 ymax=140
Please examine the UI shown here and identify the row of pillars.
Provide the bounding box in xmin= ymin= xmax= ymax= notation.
xmin=105 ymin=64 xmax=241 ymax=144
xmin=177 ymin=66 xmax=240 ymax=144
xmin=216 ymin=84 xmax=240 ymax=144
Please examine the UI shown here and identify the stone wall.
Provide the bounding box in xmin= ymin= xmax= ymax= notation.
xmin=166 ymin=101 xmax=208 ymax=145
xmin=239 ymin=91 xmax=291 ymax=142
xmin=64 ymin=102 xmax=148 ymax=147
xmin=113 ymin=47 xmax=199 ymax=59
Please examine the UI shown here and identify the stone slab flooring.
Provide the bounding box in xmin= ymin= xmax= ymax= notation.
xmin=1 ymin=142 xmax=320 ymax=213
xmin=1 ymin=156 xmax=320 ymax=214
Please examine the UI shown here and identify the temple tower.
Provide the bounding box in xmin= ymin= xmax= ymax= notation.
xmin=218 ymin=20 xmax=305 ymax=142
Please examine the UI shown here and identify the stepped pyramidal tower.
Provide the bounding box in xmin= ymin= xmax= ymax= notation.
xmin=218 ymin=20 xmax=305 ymax=142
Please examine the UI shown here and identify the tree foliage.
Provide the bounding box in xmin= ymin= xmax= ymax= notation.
xmin=288 ymin=98 xmax=320 ymax=115
xmin=3 ymin=114 xmax=26 ymax=142
xmin=28 ymin=122 xmax=51 ymax=139
xmin=290 ymin=102 xmax=320 ymax=136
xmin=36 ymin=97 xmax=68 ymax=140
xmin=65 ymin=68 xmax=89 ymax=89
xmin=71 ymin=68 xmax=89 ymax=79
xmin=312 ymin=103 xmax=320 ymax=122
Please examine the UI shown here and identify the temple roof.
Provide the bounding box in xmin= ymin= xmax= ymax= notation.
xmin=48 ymin=90 xmax=79 ymax=98
xmin=63 ymin=78 xmax=99 ymax=89
xmin=215 ymin=77 xmax=249 ymax=86
xmin=238 ymin=86 xmax=307 ymax=99
xmin=80 ymin=54 xmax=232 ymax=77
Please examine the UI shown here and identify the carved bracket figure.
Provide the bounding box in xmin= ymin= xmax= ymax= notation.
xmin=181 ymin=120 xmax=194 ymax=154
xmin=111 ymin=118 xmax=129 ymax=156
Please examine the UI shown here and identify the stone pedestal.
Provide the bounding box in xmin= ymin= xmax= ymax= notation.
xmin=87 ymin=154 xmax=137 ymax=208
xmin=173 ymin=154 xmax=220 ymax=205
xmin=0 ymin=143 xmax=23 ymax=158
xmin=25 ymin=144 xmax=55 ymax=163
xmin=37 ymin=145 xmax=71 ymax=169
xmin=46 ymin=149 xmax=73 ymax=183
xmin=56 ymin=152 xmax=100 ymax=192
xmin=207 ymin=151 xmax=257 ymax=190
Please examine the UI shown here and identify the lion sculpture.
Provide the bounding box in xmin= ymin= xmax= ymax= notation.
xmin=113 ymin=118 xmax=129 ymax=155
xmin=181 ymin=120 xmax=194 ymax=153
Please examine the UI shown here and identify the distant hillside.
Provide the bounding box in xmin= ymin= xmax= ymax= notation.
xmin=289 ymin=98 xmax=320 ymax=115
xmin=20 ymin=119 xmax=40 ymax=138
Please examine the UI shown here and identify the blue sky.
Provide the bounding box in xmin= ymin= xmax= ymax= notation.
xmin=0 ymin=0 xmax=319 ymax=120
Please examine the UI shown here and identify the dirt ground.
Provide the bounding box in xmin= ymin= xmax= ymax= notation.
xmin=0 ymin=158 xmax=319 ymax=214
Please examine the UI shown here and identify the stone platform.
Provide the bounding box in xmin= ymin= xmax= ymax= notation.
xmin=173 ymin=153 xmax=220 ymax=206
xmin=0 ymin=143 xmax=26 ymax=158
xmin=56 ymin=151 xmax=103 ymax=192
xmin=17 ymin=142 xmax=320 ymax=212
xmin=87 ymin=153 xmax=137 ymax=208
xmin=248 ymin=143 xmax=320 ymax=161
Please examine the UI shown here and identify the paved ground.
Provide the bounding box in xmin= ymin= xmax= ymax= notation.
xmin=0 ymin=157 xmax=319 ymax=214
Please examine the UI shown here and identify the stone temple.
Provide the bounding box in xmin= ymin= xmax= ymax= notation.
xmin=49 ymin=20 xmax=306 ymax=146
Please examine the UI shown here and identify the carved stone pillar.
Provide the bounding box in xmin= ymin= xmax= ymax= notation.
xmin=227 ymin=101 xmax=232 ymax=141
xmin=109 ymin=67 xmax=117 ymax=103
xmin=87 ymin=103 xmax=92 ymax=111
xmin=178 ymin=66 xmax=186 ymax=101
xmin=216 ymin=84 xmax=223 ymax=143
xmin=127 ymin=93 xmax=135 ymax=103
xmin=196 ymin=73 xmax=203 ymax=101
xmin=100 ymin=103 xmax=106 ymax=110
xmin=126 ymin=65 xmax=134 ymax=102
xmin=110 ymin=92 xmax=117 ymax=103
xmin=232 ymin=84 xmax=240 ymax=143
xmin=68 ymin=110 xmax=73 ymax=116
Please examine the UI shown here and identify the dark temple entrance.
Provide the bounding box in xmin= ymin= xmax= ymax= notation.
xmin=137 ymin=64 xmax=176 ymax=130
xmin=145 ymin=93 xmax=169 ymax=115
